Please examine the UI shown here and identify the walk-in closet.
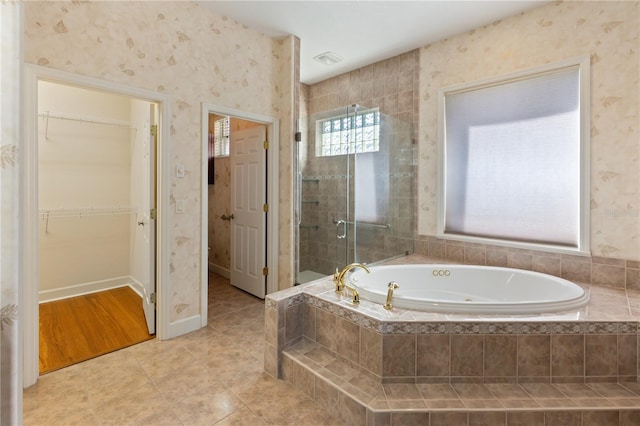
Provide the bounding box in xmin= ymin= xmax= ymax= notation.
xmin=37 ymin=81 xmax=156 ymax=373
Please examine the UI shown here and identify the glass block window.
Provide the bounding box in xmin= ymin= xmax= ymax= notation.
xmin=213 ymin=116 xmax=230 ymax=157
xmin=317 ymin=109 xmax=380 ymax=156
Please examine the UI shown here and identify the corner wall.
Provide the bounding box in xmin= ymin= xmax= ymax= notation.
xmin=24 ymin=1 xmax=297 ymax=327
xmin=417 ymin=0 xmax=640 ymax=261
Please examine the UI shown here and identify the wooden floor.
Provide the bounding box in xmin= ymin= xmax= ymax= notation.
xmin=39 ymin=286 xmax=154 ymax=374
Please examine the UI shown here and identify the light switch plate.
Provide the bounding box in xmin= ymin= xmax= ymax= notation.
xmin=176 ymin=199 xmax=185 ymax=213
xmin=176 ymin=163 xmax=185 ymax=178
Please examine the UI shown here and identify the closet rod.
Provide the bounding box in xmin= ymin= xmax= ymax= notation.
xmin=39 ymin=110 xmax=134 ymax=139
xmin=39 ymin=111 xmax=133 ymax=127
xmin=39 ymin=207 xmax=136 ymax=219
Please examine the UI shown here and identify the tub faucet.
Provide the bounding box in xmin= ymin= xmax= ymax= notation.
xmin=383 ymin=281 xmax=400 ymax=310
xmin=335 ymin=262 xmax=370 ymax=292
xmin=343 ymin=283 xmax=361 ymax=304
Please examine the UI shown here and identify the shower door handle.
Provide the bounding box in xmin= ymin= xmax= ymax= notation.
xmin=335 ymin=219 xmax=346 ymax=239
xmin=297 ymin=171 xmax=302 ymax=226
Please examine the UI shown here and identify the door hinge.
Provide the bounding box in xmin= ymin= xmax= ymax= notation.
xmin=150 ymin=208 xmax=156 ymax=220
xmin=263 ymin=203 xmax=269 ymax=213
xmin=295 ymin=132 xmax=302 ymax=142
xmin=150 ymin=124 xmax=158 ymax=137
xmin=263 ymin=267 xmax=269 ymax=276
xmin=263 ymin=140 xmax=269 ymax=150
xmin=150 ymin=292 xmax=156 ymax=304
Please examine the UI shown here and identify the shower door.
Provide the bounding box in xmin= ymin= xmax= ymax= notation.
xmin=296 ymin=104 xmax=414 ymax=284
xmin=296 ymin=105 xmax=356 ymax=283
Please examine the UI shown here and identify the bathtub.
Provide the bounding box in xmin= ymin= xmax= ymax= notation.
xmin=348 ymin=264 xmax=589 ymax=314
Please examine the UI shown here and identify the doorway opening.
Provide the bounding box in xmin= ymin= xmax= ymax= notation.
xmin=35 ymin=80 xmax=157 ymax=373
xmin=24 ymin=65 xmax=171 ymax=387
xmin=200 ymin=104 xmax=279 ymax=324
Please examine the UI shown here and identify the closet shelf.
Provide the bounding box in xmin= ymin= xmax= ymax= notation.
xmin=39 ymin=111 xmax=133 ymax=128
xmin=39 ymin=207 xmax=137 ymax=219
xmin=39 ymin=110 xmax=134 ymax=140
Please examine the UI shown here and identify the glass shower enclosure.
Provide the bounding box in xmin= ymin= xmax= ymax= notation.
xmin=296 ymin=104 xmax=414 ymax=284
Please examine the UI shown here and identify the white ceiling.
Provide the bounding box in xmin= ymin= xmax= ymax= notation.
xmin=197 ymin=1 xmax=548 ymax=84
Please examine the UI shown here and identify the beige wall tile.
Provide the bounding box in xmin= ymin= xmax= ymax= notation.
xmin=315 ymin=309 xmax=337 ymax=352
xmin=484 ymin=335 xmax=517 ymax=378
xmin=450 ymin=335 xmax=483 ymax=378
xmin=551 ymin=335 xmax=585 ymax=378
xmin=507 ymin=411 xmax=545 ymax=426
xmin=618 ymin=334 xmax=638 ymax=377
xmin=382 ymin=334 xmax=416 ymax=377
xmin=585 ymin=334 xmax=617 ymax=377
xmin=518 ymin=335 xmax=551 ymax=378
xmin=285 ymin=303 xmax=304 ymax=344
xmin=417 ymin=334 xmax=450 ymax=377
xmin=335 ymin=317 xmax=360 ymax=365
xmin=360 ymin=327 xmax=382 ymax=376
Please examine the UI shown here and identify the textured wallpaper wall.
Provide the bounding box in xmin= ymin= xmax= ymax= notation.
xmin=24 ymin=1 xmax=296 ymax=323
xmin=418 ymin=0 xmax=639 ymax=260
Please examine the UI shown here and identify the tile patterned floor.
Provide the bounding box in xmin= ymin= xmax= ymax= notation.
xmin=23 ymin=273 xmax=344 ymax=426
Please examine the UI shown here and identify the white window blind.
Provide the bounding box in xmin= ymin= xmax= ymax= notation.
xmin=442 ymin=65 xmax=584 ymax=248
xmin=214 ymin=116 xmax=230 ymax=157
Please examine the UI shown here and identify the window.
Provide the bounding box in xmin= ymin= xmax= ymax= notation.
xmin=438 ymin=57 xmax=589 ymax=253
xmin=213 ymin=116 xmax=230 ymax=157
xmin=316 ymin=109 xmax=380 ymax=156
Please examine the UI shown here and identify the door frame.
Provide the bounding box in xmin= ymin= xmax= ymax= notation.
xmin=200 ymin=103 xmax=279 ymax=325
xmin=23 ymin=64 xmax=171 ymax=387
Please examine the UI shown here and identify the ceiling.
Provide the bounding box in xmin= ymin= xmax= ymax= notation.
xmin=197 ymin=1 xmax=548 ymax=84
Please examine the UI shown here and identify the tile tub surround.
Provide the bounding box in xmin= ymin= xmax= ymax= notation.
xmin=264 ymin=256 xmax=640 ymax=423
xmin=414 ymin=237 xmax=640 ymax=291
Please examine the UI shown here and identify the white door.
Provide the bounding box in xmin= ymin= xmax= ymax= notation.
xmin=230 ymin=125 xmax=266 ymax=299
xmin=130 ymin=100 xmax=156 ymax=334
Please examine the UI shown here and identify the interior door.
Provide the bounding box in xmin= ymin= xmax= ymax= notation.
xmin=130 ymin=100 xmax=156 ymax=334
xmin=230 ymin=125 xmax=266 ymax=299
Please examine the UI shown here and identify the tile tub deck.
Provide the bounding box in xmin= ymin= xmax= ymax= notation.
xmin=265 ymin=255 xmax=640 ymax=425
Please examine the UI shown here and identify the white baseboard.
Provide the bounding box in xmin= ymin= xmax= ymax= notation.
xmin=209 ymin=262 xmax=230 ymax=279
xmin=166 ymin=314 xmax=202 ymax=339
xmin=38 ymin=276 xmax=134 ymax=303
xmin=127 ymin=276 xmax=145 ymax=299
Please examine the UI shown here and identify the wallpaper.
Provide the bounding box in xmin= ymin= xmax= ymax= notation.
xmin=418 ymin=0 xmax=639 ymax=260
xmin=1 ymin=2 xmax=23 ymax=422
xmin=24 ymin=1 xmax=296 ymax=322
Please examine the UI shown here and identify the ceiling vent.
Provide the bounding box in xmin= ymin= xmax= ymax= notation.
xmin=313 ymin=51 xmax=343 ymax=66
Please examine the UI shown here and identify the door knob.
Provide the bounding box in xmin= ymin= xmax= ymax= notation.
xmin=221 ymin=214 xmax=234 ymax=221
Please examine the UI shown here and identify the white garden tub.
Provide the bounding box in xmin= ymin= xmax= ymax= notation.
xmin=348 ymin=264 xmax=589 ymax=314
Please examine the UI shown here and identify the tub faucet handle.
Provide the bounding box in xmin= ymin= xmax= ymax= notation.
xmin=383 ymin=281 xmax=400 ymax=310
xmin=335 ymin=262 xmax=370 ymax=292
xmin=343 ymin=283 xmax=360 ymax=305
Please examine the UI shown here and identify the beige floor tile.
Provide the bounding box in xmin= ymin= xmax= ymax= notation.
xmin=92 ymin=382 xmax=180 ymax=425
xmin=24 ymin=273 xmax=335 ymax=426
xmin=213 ymin=406 xmax=268 ymax=425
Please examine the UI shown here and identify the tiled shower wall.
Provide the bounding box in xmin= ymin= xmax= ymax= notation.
xmin=299 ymin=51 xmax=419 ymax=277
